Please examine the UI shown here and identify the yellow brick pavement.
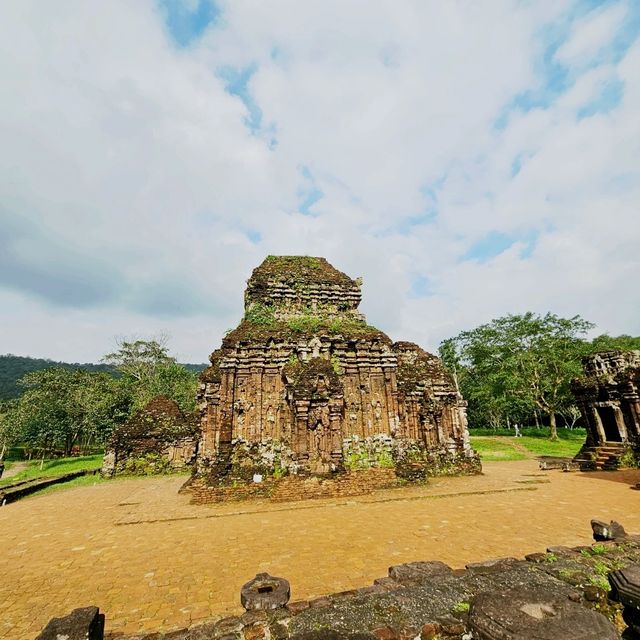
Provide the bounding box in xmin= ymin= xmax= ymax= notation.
xmin=1 ymin=461 xmax=639 ymax=639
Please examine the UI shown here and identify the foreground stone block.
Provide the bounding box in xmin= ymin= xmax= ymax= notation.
xmin=241 ymin=572 xmax=291 ymax=610
xmin=469 ymin=586 xmax=619 ymax=639
xmin=466 ymin=557 xmax=520 ymax=574
xmin=36 ymin=606 xmax=104 ymax=640
xmin=592 ymin=519 xmax=627 ymax=541
xmin=609 ymin=564 xmax=640 ymax=636
xmin=388 ymin=561 xmax=452 ymax=584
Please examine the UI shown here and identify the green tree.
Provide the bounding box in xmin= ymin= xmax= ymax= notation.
xmin=0 ymin=400 xmax=20 ymax=461
xmin=441 ymin=313 xmax=593 ymax=439
xmin=103 ymin=339 xmax=197 ymax=413
xmin=589 ymin=334 xmax=640 ymax=353
xmin=10 ymin=368 xmax=129 ymax=459
xmin=102 ymin=338 xmax=173 ymax=385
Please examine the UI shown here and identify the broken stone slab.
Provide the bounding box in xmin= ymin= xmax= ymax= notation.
xmin=35 ymin=606 xmax=105 ymax=640
xmin=157 ymin=621 xmax=218 ymax=639
xmin=546 ymin=545 xmax=580 ymax=557
xmin=241 ymin=572 xmax=291 ymax=610
xmin=609 ymin=564 xmax=640 ymax=636
xmin=524 ymin=552 xmax=547 ymax=563
xmin=289 ymin=632 xmax=377 ymax=640
xmin=388 ymin=560 xmax=452 ymax=584
xmin=592 ymin=519 xmax=627 ymax=541
xmin=465 ymin=557 xmax=521 ymax=574
xmin=468 ymin=586 xmax=620 ymax=639
xmin=213 ymin=615 xmax=244 ymax=637
xmin=372 ymin=576 xmax=399 ymax=590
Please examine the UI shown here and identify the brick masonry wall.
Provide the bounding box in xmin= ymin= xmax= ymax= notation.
xmin=188 ymin=468 xmax=400 ymax=505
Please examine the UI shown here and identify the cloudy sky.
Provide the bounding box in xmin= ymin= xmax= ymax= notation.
xmin=1 ymin=0 xmax=639 ymax=363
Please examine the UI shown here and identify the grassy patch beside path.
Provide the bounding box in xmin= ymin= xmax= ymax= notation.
xmin=470 ymin=438 xmax=528 ymax=461
xmin=470 ymin=433 xmax=584 ymax=461
xmin=0 ymin=454 xmax=103 ymax=486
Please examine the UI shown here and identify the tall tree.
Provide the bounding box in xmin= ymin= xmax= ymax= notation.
xmin=0 ymin=400 xmax=20 ymax=462
xmin=589 ymin=334 xmax=640 ymax=352
xmin=103 ymin=339 xmax=197 ymax=412
xmin=441 ymin=313 xmax=594 ymax=438
xmin=10 ymin=368 xmax=128 ymax=458
xmin=102 ymin=338 xmax=174 ymax=385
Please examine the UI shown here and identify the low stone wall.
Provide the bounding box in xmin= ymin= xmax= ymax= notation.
xmin=187 ymin=468 xmax=401 ymax=505
xmin=0 ymin=469 xmax=97 ymax=505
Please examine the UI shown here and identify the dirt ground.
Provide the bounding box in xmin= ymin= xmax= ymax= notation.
xmin=1 ymin=460 xmax=639 ymax=639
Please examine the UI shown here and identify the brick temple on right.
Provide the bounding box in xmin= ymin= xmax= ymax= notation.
xmin=572 ymin=350 xmax=640 ymax=470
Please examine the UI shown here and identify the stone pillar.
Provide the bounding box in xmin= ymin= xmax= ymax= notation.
xmin=329 ymin=399 xmax=344 ymax=465
xmin=592 ymin=407 xmax=606 ymax=444
xmin=613 ymin=405 xmax=629 ymax=442
xmin=294 ymin=400 xmax=309 ymax=462
xmin=101 ymin=450 xmax=116 ymax=477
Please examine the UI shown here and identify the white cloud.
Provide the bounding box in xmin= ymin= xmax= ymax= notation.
xmin=555 ymin=1 xmax=629 ymax=69
xmin=0 ymin=0 xmax=638 ymax=363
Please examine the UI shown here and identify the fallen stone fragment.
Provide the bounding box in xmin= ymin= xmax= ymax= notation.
xmin=468 ymin=586 xmax=620 ymax=639
xmin=290 ymin=632 xmax=376 ymax=640
xmin=388 ymin=560 xmax=453 ymax=584
xmin=241 ymin=573 xmax=291 ymax=610
xmin=465 ymin=557 xmax=520 ymax=574
xmin=36 ymin=606 xmax=105 ymax=640
xmin=592 ymin=519 xmax=628 ymax=541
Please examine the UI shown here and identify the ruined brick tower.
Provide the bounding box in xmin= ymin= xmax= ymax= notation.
xmin=572 ymin=350 xmax=640 ymax=470
xmin=196 ymin=256 xmax=478 ymax=480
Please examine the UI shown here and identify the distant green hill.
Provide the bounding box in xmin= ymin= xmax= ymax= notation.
xmin=182 ymin=363 xmax=208 ymax=374
xmin=0 ymin=354 xmax=207 ymax=401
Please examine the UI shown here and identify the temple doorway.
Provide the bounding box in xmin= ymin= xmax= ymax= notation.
xmin=598 ymin=406 xmax=622 ymax=442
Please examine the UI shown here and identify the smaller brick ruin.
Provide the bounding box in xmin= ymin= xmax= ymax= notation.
xmin=102 ymin=396 xmax=198 ymax=476
xmin=572 ymin=350 xmax=640 ymax=470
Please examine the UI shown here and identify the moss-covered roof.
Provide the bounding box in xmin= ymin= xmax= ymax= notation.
xmin=248 ymin=256 xmax=357 ymax=288
xmin=394 ymin=342 xmax=453 ymax=392
xmin=222 ymin=318 xmax=391 ymax=348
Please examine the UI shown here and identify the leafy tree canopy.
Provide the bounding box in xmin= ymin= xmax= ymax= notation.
xmin=440 ymin=312 xmax=594 ymax=439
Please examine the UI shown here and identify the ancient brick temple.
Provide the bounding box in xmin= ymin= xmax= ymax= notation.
xmin=572 ymin=350 xmax=640 ymax=470
xmin=196 ymin=256 xmax=478 ymax=481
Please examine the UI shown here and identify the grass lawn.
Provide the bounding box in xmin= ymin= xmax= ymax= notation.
xmin=516 ymin=436 xmax=584 ymax=458
xmin=470 ymin=429 xmax=585 ymax=462
xmin=30 ymin=473 xmax=107 ymax=498
xmin=0 ymin=454 xmax=103 ymax=486
xmin=470 ymin=438 xmax=528 ymax=461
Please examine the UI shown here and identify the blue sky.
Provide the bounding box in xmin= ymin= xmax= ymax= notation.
xmin=0 ymin=0 xmax=638 ymax=361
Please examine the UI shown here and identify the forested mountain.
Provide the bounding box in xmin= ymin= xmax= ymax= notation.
xmin=0 ymin=354 xmax=206 ymax=400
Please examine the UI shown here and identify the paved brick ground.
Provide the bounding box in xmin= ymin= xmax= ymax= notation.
xmin=1 ymin=461 xmax=639 ymax=639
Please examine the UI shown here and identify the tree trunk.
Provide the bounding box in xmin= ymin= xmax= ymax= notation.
xmin=534 ymin=410 xmax=540 ymax=428
xmin=549 ymin=412 xmax=558 ymax=441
